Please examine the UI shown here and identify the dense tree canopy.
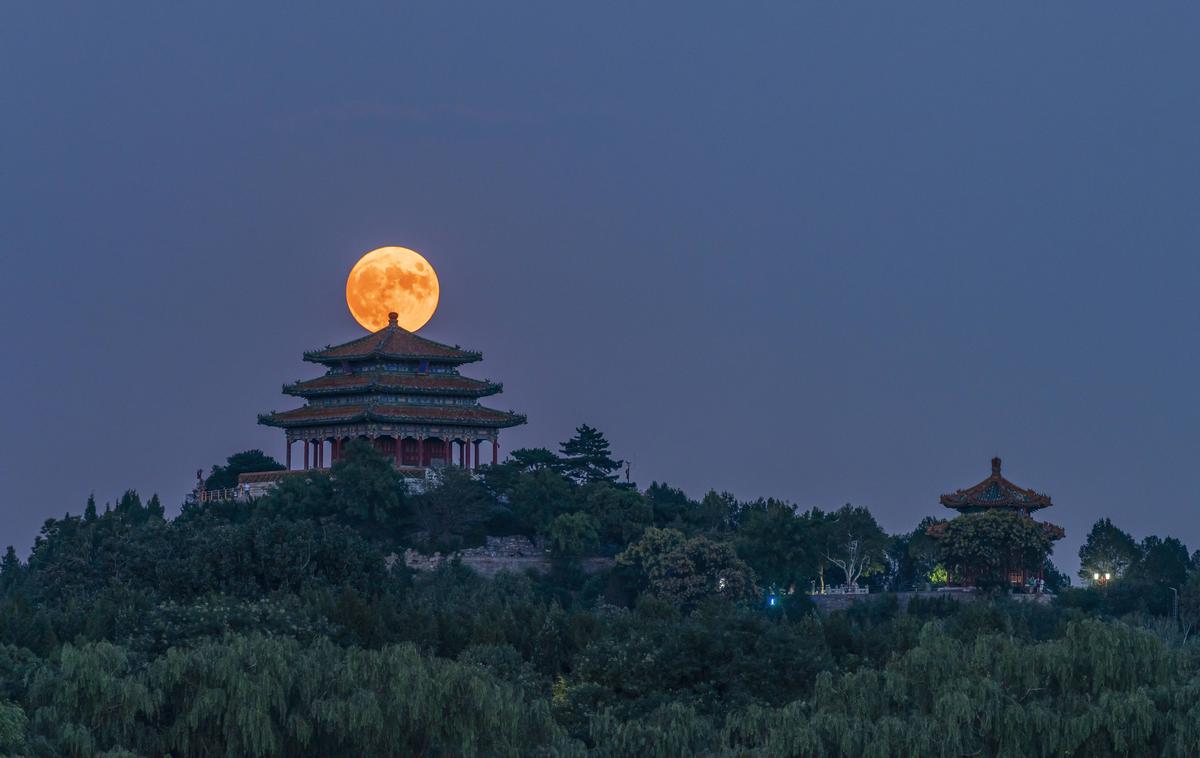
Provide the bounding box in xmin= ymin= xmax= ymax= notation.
xmin=1 ymin=426 xmax=1199 ymax=755
xmin=934 ymin=509 xmax=1061 ymax=588
xmin=1079 ymin=517 xmax=1141 ymax=582
xmin=204 ymin=449 xmax=284 ymax=491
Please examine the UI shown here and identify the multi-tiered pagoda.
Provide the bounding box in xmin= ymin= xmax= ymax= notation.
xmin=259 ymin=312 xmax=524 ymax=472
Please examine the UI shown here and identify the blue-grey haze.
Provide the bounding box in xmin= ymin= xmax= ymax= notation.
xmin=2 ymin=2 xmax=1198 ymax=574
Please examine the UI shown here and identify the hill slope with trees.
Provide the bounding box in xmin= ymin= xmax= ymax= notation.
xmin=1 ymin=426 xmax=1198 ymax=756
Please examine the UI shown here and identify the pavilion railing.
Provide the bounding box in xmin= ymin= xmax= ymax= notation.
xmin=195 ymin=487 xmax=240 ymax=503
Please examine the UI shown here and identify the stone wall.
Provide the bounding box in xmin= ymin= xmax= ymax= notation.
xmin=401 ymin=536 xmax=615 ymax=577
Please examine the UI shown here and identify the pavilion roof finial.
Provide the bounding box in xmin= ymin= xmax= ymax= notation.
xmin=387 ymin=312 xmax=398 ymax=327
xmin=939 ymin=455 xmax=1052 ymax=512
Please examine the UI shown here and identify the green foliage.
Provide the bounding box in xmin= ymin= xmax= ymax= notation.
xmin=818 ymin=504 xmax=888 ymax=588
xmin=559 ymin=424 xmax=624 ymax=484
xmin=735 ymin=499 xmax=816 ymax=591
xmin=23 ymin=635 xmax=580 ymax=757
xmin=205 ymin=449 xmax=284 ymax=491
xmin=0 ymin=698 xmax=28 ymax=754
xmin=410 ymin=466 xmax=497 ymax=550
xmin=644 ymin=482 xmax=693 ymax=526
xmin=1079 ymin=517 xmax=1141 ymax=582
xmin=508 ymin=469 xmax=576 ymax=536
xmin=618 ymin=528 xmax=757 ymax=609
xmin=548 ymin=512 xmax=601 ymax=557
xmin=938 ymin=509 xmax=1059 ymax=586
xmin=580 ymin=483 xmax=653 ymax=547
xmin=5 ymin=443 xmax=1200 ymax=755
xmin=328 ymin=439 xmax=408 ymax=534
xmin=887 ymin=516 xmax=943 ymax=590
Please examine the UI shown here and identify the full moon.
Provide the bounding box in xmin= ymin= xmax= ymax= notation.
xmin=345 ymin=246 xmax=441 ymax=332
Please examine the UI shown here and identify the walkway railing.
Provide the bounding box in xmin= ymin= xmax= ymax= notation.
xmin=195 ymin=487 xmax=240 ymax=503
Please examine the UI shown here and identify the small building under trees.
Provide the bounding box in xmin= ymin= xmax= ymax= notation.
xmin=929 ymin=457 xmax=1065 ymax=590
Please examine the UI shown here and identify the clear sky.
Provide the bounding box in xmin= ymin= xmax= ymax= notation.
xmin=2 ymin=3 xmax=1198 ymax=574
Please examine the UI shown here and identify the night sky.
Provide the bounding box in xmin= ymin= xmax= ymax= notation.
xmin=3 ymin=3 xmax=1198 ymax=574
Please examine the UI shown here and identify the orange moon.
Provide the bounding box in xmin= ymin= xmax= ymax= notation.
xmin=345 ymin=246 xmax=440 ymax=332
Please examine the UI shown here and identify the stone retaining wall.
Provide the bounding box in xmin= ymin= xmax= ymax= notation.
xmin=401 ymin=536 xmax=615 ymax=577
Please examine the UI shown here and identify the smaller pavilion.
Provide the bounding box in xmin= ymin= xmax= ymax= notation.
xmin=933 ymin=457 xmax=1063 ymax=589
xmin=259 ymin=313 xmax=525 ymax=472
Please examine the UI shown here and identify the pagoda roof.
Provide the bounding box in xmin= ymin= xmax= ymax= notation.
xmin=284 ymin=372 xmax=501 ymax=398
xmin=258 ymin=402 xmax=525 ymax=429
xmin=304 ymin=314 xmax=481 ymax=365
xmin=939 ymin=458 xmax=1052 ymax=512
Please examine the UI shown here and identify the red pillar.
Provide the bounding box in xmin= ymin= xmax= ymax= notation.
xmin=394 ymin=437 xmax=403 ymax=468
xmin=418 ymin=437 xmax=425 ymax=467
xmin=303 ymin=439 xmax=310 ymax=470
xmin=465 ymin=440 xmax=472 ymax=469
xmin=473 ymin=440 xmax=481 ymax=469
xmin=286 ymin=441 xmax=292 ymax=470
xmin=319 ymin=440 xmax=325 ymax=468
xmin=492 ymin=439 xmax=499 ymax=465
xmin=458 ymin=440 xmax=464 ymax=467
xmin=444 ymin=439 xmax=451 ymax=466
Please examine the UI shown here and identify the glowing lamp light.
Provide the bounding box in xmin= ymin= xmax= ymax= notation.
xmin=1105 ymin=573 xmax=1111 ymax=581
xmin=1094 ymin=572 xmax=1101 ymax=581
xmin=768 ymin=595 xmax=778 ymax=607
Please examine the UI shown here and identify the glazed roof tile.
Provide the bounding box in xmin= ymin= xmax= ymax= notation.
xmin=259 ymin=402 xmax=525 ymax=429
xmin=939 ymin=458 xmax=1053 ymax=512
xmin=304 ymin=315 xmax=481 ymax=365
xmin=284 ymin=371 xmax=500 ymax=398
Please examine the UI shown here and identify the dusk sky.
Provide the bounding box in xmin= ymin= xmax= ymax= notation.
xmin=3 ymin=3 xmax=1198 ymax=573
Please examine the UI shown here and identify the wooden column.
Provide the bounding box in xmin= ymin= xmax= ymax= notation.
xmin=303 ymin=439 xmax=309 ymax=470
xmin=458 ymin=441 xmax=465 ymax=467
xmin=492 ymin=439 xmax=499 ymax=465
xmin=444 ymin=439 xmax=451 ymax=466
xmin=394 ymin=437 xmax=403 ymax=468
xmin=286 ymin=440 xmax=292 ymax=470
xmin=473 ymin=440 xmax=481 ymax=469
xmin=465 ymin=440 xmax=472 ymax=469
xmin=418 ymin=437 xmax=425 ymax=467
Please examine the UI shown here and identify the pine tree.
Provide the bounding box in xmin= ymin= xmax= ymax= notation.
xmin=146 ymin=494 xmax=165 ymax=520
xmin=83 ymin=494 xmax=97 ymax=522
xmin=0 ymin=546 xmax=21 ymax=591
xmin=559 ymin=424 xmax=623 ymax=484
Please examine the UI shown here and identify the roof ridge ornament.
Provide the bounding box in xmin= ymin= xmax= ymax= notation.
xmin=387 ymin=312 xmax=399 ymax=327
xmin=939 ymin=455 xmax=1052 ymax=513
